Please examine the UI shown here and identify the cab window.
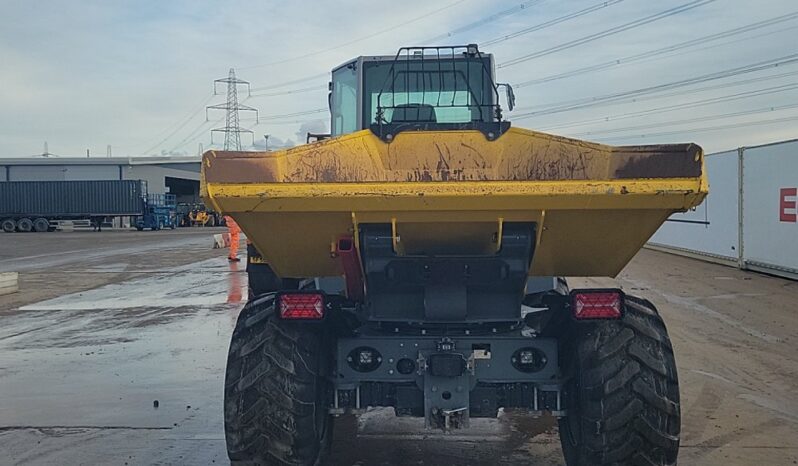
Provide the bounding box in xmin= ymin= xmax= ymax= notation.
xmin=331 ymin=62 xmax=358 ymax=136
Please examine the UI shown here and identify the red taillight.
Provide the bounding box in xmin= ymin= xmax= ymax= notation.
xmin=571 ymin=290 xmax=623 ymax=320
xmin=278 ymin=293 xmax=325 ymax=320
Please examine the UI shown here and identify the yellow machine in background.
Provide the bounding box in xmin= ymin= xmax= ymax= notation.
xmin=189 ymin=209 xmax=213 ymax=227
xmin=178 ymin=204 xmax=224 ymax=227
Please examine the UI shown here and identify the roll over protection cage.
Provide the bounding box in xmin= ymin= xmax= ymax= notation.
xmin=366 ymin=44 xmax=513 ymax=141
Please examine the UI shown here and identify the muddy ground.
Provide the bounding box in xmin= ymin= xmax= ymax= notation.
xmin=0 ymin=229 xmax=797 ymax=465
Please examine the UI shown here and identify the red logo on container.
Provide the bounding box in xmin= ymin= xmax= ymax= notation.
xmin=781 ymin=188 xmax=797 ymax=223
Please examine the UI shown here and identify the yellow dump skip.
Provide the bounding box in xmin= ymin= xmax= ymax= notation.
xmin=202 ymin=127 xmax=707 ymax=278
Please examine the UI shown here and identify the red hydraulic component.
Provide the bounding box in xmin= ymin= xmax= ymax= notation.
xmin=337 ymin=236 xmax=365 ymax=301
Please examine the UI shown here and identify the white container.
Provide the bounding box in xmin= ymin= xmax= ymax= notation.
xmin=649 ymin=150 xmax=739 ymax=263
xmin=741 ymin=139 xmax=798 ymax=278
xmin=648 ymin=138 xmax=798 ymax=280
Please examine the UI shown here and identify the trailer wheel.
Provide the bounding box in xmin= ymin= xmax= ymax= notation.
xmin=16 ymin=217 xmax=33 ymax=233
xmin=225 ymin=295 xmax=334 ymax=466
xmin=559 ymin=295 xmax=680 ymax=466
xmin=33 ymin=218 xmax=49 ymax=233
xmin=1 ymin=219 xmax=15 ymax=233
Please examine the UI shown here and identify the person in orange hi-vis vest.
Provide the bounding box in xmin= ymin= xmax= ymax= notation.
xmin=224 ymin=216 xmax=241 ymax=262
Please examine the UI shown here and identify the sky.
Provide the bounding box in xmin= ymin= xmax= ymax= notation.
xmin=1 ymin=0 xmax=796 ymax=157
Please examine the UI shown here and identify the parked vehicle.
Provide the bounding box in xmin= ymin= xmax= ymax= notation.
xmin=134 ymin=194 xmax=177 ymax=231
xmin=201 ymin=45 xmax=707 ymax=465
xmin=175 ymin=202 xmax=225 ymax=227
xmin=0 ymin=180 xmax=147 ymax=232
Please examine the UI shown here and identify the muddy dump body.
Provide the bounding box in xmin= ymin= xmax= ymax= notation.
xmin=202 ymin=127 xmax=706 ymax=278
xmin=212 ymin=45 xmax=705 ymax=466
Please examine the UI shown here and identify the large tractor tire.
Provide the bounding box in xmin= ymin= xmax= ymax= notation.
xmin=224 ymin=295 xmax=334 ymax=466
xmin=1 ymin=218 xmax=16 ymax=233
xmin=559 ymin=295 xmax=680 ymax=466
xmin=16 ymin=217 xmax=33 ymax=232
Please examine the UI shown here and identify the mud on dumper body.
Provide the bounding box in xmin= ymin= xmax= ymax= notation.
xmin=202 ymin=45 xmax=707 ymax=466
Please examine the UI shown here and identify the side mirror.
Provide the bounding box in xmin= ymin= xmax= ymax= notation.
xmin=498 ymin=83 xmax=516 ymax=112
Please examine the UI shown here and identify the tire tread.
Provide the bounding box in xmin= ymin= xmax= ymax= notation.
xmin=560 ymin=295 xmax=681 ymax=466
xmin=224 ymin=299 xmax=331 ymax=466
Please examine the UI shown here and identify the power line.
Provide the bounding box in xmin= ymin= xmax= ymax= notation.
xmin=511 ymin=53 xmax=798 ymax=119
xmin=172 ymin=115 xmax=259 ymax=152
xmin=426 ymin=0 xmax=546 ymax=43
xmin=539 ymin=80 xmax=798 ymax=131
xmin=238 ymin=2 xmax=633 ymax=126
xmin=239 ymin=0 xmax=470 ymax=70
xmin=595 ymin=68 xmax=798 ymax=109
xmin=165 ymin=92 xmax=258 ymax=154
xmin=167 ymin=119 xmax=215 ymax=154
xmin=249 ymin=73 xmax=329 ymax=92
xmin=243 ymin=0 xmax=605 ymax=93
xmin=569 ymin=101 xmax=798 ymax=138
xmin=498 ymin=0 xmax=717 ymax=69
xmin=515 ymin=11 xmax=798 ymax=87
xmin=259 ymin=108 xmax=328 ymax=121
xmin=248 ymin=85 xmax=327 ymax=99
xmin=257 ymin=118 xmax=323 ymax=126
xmin=483 ymin=0 xmax=625 ymax=47
xmin=231 ymin=0 xmax=684 ymax=106
xmin=140 ymin=93 xmax=214 ymax=154
xmin=592 ymin=113 xmax=798 ymax=142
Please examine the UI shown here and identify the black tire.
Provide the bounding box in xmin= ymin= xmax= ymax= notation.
xmin=225 ymin=295 xmax=334 ymax=465
xmin=1 ymin=218 xmax=16 ymax=233
xmin=16 ymin=217 xmax=33 ymax=232
xmin=33 ymin=218 xmax=49 ymax=233
xmin=207 ymin=215 xmax=216 ymax=227
xmin=559 ymin=295 xmax=680 ymax=465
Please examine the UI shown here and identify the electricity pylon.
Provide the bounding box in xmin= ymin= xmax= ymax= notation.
xmin=206 ymin=68 xmax=258 ymax=150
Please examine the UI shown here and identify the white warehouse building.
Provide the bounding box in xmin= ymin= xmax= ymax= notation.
xmin=0 ymin=156 xmax=202 ymax=203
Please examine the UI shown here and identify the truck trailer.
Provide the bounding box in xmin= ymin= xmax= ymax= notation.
xmin=201 ymin=45 xmax=707 ymax=466
xmin=0 ymin=179 xmax=175 ymax=232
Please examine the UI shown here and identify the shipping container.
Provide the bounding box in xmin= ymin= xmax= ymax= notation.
xmin=741 ymin=140 xmax=798 ymax=278
xmin=648 ymin=139 xmax=798 ymax=280
xmin=0 ymin=180 xmax=148 ymax=232
xmin=648 ymin=150 xmax=740 ymax=264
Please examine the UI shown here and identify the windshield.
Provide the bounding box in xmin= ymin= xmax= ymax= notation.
xmin=363 ymin=56 xmax=496 ymax=127
xmin=331 ymin=62 xmax=358 ymax=136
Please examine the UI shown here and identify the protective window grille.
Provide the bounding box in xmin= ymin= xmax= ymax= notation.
xmin=371 ymin=45 xmax=502 ymax=126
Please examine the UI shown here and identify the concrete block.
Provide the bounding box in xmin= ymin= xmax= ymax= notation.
xmin=213 ymin=233 xmax=230 ymax=249
xmin=0 ymin=272 xmax=19 ymax=296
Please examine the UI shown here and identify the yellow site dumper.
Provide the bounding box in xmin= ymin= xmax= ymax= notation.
xmin=203 ymin=45 xmax=706 ymax=466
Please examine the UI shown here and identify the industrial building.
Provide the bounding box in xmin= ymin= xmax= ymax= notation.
xmin=0 ymin=156 xmax=202 ymax=203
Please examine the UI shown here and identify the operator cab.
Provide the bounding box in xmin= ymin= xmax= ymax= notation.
xmin=330 ymin=44 xmax=515 ymax=141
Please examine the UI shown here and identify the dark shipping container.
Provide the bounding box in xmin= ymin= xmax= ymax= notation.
xmin=0 ymin=180 xmax=147 ymax=217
